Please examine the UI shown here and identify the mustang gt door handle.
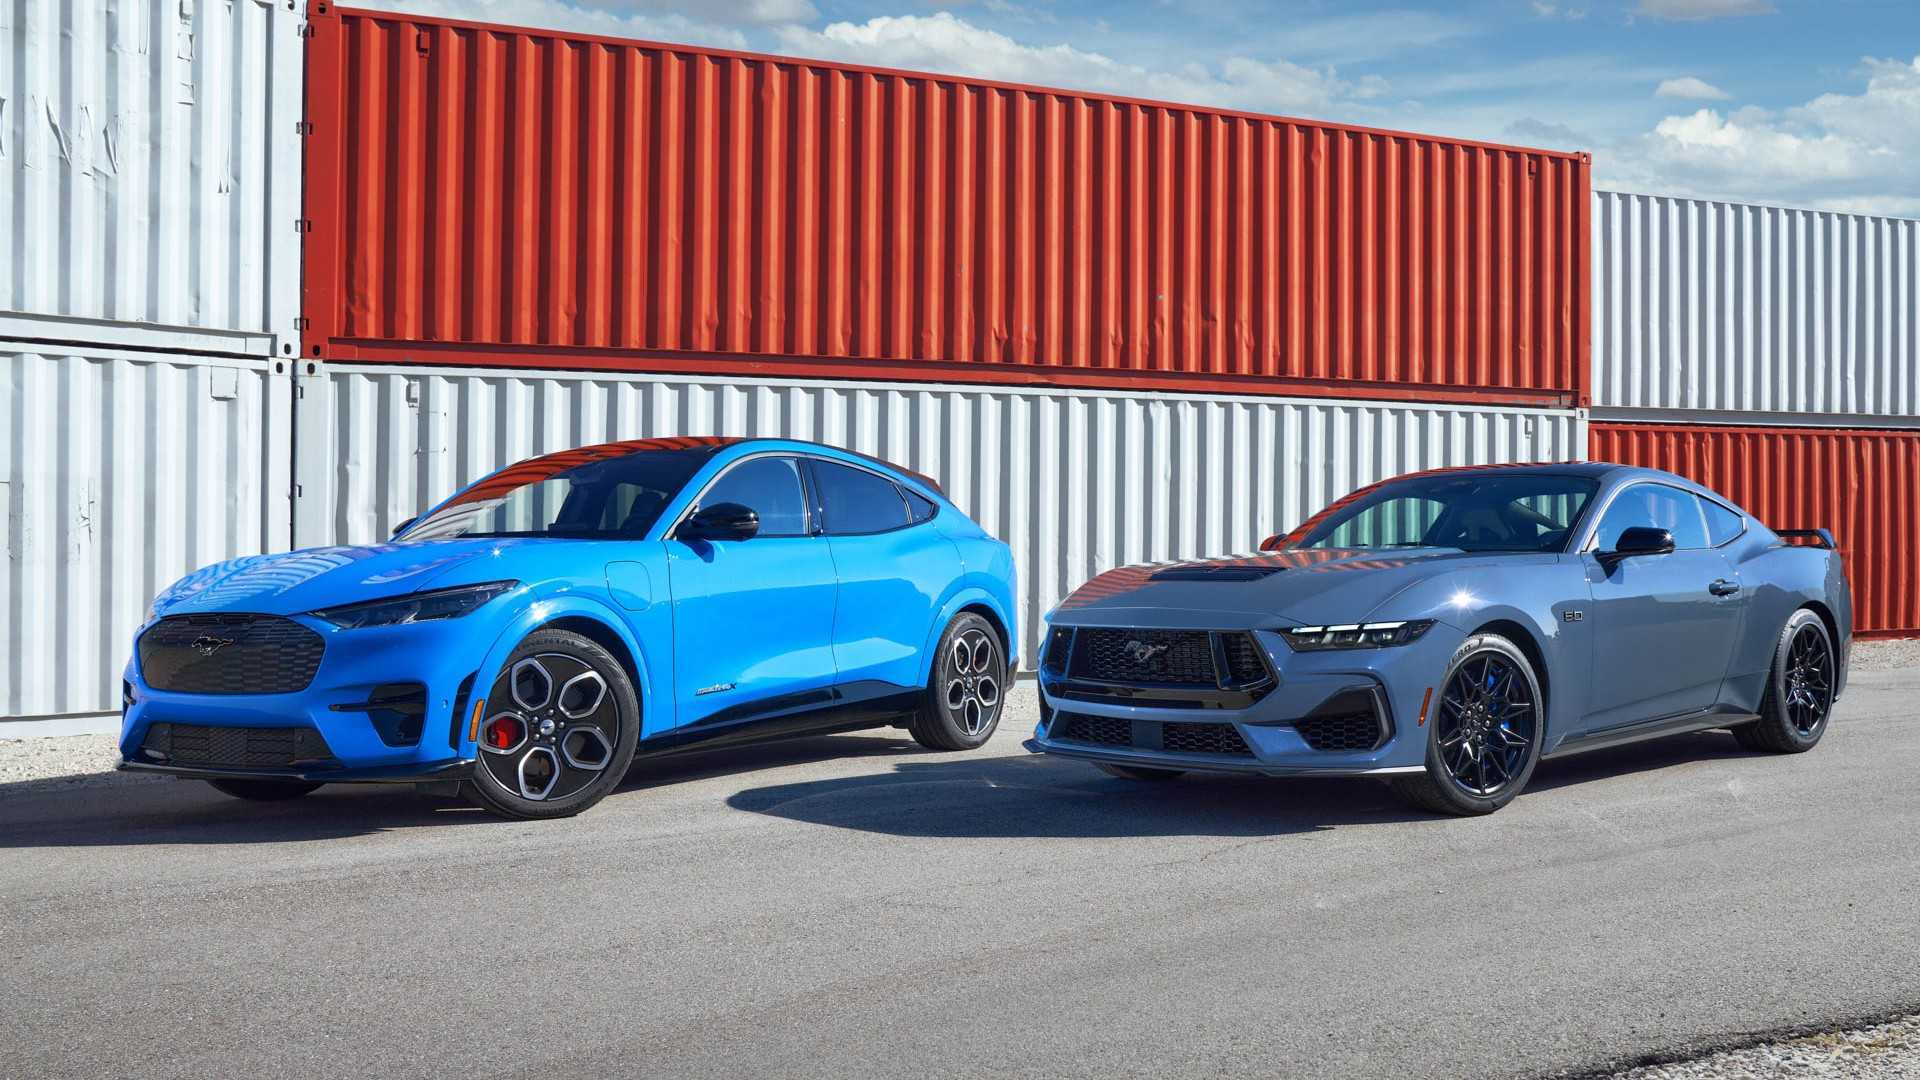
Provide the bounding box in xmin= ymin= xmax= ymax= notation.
xmin=1708 ymin=579 xmax=1742 ymax=596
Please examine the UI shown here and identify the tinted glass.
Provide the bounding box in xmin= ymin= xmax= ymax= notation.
xmin=904 ymin=489 xmax=939 ymax=524
xmin=1290 ymin=474 xmax=1598 ymax=553
xmin=1702 ymin=498 xmax=1745 ymax=545
xmin=700 ymin=456 xmax=809 ymax=537
xmin=1592 ymin=484 xmax=1710 ymax=551
xmin=405 ymin=448 xmax=710 ymax=540
xmin=813 ymin=460 xmax=909 ymax=535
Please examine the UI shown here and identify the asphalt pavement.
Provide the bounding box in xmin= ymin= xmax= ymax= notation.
xmin=3 ymin=667 xmax=1917 ymax=1079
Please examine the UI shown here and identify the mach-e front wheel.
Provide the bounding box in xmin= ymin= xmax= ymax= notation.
xmin=1392 ymin=633 xmax=1543 ymax=816
xmin=465 ymin=629 xmax=640 ymax=820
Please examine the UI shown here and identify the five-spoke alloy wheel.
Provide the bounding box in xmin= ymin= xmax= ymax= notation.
xmin=909 ymin=613 xmax=1007 ymax=751
xmin=465 ymin=629 xmax=640 ymax=819
xmin=1392 ymin=633 xmax=1544 ymax=816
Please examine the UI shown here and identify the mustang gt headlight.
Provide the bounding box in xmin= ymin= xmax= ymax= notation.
xmin=311 ymin=581 xmax=517 ymax=630
xmin=1282 ymin=619 xmax=1436 ymax=651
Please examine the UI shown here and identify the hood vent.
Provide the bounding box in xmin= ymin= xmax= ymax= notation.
xmin=1148 ymin=564 xmax=1286 ymax=582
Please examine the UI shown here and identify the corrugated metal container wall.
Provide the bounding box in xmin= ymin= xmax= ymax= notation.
xmin=0 ymin=0 xmax=304 ymax=356
xmin=296 ymin=365 xmax=1585 ymax=665
xmin=1593 ymin=192 xmax=1919 ymax=424
xmin=1592 ymin=422 xmax=1919 ymax=637
xmin=1 ymin=346 xmax=293 ymax=720
xmin=301 ymin=7 xmax=1590 ymax=407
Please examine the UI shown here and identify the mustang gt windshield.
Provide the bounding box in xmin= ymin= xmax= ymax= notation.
xmin=1290 ymin=473 xmax=1599 ymax=553
xmin=403 ymin=448 xmax=713 ymax=541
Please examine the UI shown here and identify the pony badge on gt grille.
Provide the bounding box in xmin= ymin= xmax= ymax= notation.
xmin=1124 ymin=640 xmax=1171 ymax=664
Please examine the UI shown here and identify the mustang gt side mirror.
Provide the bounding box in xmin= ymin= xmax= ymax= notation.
xmin=1604 ymin=526 xmax=1675 ymax=563
xmin=680 ymin=502 xmax=761 ymax=542
xmin=391 ymin=516 xmax=418 ymax=539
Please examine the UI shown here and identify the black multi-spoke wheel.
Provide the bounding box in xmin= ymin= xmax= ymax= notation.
xmin=1392 ymin=633 xmax=1545 ymax=816
xmin=907 ymin=613 xmax=1007 ymax=751
xmin=1732 ymin=609 xmax=1836 ymax=754
xmin=464 ymin=629 xmax=640 ymax=819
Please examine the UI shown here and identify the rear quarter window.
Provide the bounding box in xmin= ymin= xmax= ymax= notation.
xmin=1702 ymin=499 xmax=1745 ymax=546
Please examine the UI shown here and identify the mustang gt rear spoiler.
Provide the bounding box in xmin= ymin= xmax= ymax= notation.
xmin=1775 ymin=528 xmax=1837 ymax=549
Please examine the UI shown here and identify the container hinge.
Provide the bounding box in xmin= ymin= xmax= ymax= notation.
xmin=295 ymin=218 xmax=313 ymax=233
xmin=294 ymin=316 xmax=310 ymax=331
xmin=294 ymin=120 xmax=313 ymax=136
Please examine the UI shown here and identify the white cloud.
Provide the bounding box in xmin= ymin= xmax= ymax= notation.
xmin=774 ymin=13 xmax=1380 ymax=117
xmin=1655 ymin=76 xmax=1730 ymax=100
xmin=1635 ymin=0 xmax=1775 ymax=21
xmin=1601 ymin=55 xmax=1920 ymax=216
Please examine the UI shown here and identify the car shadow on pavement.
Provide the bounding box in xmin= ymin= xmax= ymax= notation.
xmin=725 ymin=753 xmax=1432 ymax=838
xmin=726 ymin=729 xmax=1775 ymax=838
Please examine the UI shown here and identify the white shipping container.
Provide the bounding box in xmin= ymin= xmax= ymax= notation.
xmin=1593 ymin=190 xmax=1919 ymax=425
xmin=1 ymin=344 xmax=293 ymax=721
xmin=0 ymin=0 xmax=304 ymax=357
xmin=295 ymin=365 xmax=1586 ymax=667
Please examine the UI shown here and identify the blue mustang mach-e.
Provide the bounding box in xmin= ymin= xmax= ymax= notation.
xmin=121 ymin=437 xmax=1017 ymax=818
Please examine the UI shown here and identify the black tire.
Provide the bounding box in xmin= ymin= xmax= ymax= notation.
xmin=463 ymin=629 xmax=641 ymax=820
xmin=1391 ymin=633 xmax=1545 ymax=816
xmin=1095 ymin=763 xmax=1185 ymax=781
xmin=206 ymin=778 xmax=324 ymax=801
xmin=1730 ymin=608 xmax=1834 ymax=754
xmin=907 ymin=613 xmax=1007 ymax=751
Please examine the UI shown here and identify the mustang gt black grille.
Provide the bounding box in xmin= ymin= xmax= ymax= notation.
xmin=1059 ymin=714 xmax=1132 ymax=747
xmin=1069 ymin=629 xmax=1217 ymax=685
xmin=138 ymin=722 xmax=337 ymax=769
xmin=1055 ymin=713 xmax=1254 ymax=758
xmin=137 ymin=614 xmax=325 ymax=694
xmin=1160 ymin=722 xmax=1253 ymax=756
xmin=1294 ymin=712 xmax=1385 ymax=752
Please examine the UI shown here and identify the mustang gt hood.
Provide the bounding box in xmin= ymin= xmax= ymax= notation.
xmin=150 ymin=539 xmax=541 ymax=618
xmin=1051 ymin=548 xmax=1525 ymax=630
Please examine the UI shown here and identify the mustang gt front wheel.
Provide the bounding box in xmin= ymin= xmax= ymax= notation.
xmin=465 ymin=629 xmax=641 ymax=820
xmin=1392 ymin=633 xmax=1544 ymax=816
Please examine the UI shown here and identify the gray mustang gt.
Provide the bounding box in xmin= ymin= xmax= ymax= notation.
xmin=1026 ymin=462 xmax=1851 ymax=815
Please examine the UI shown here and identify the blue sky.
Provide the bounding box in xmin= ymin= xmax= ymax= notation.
xmin=365 ymin=0 xmax=1920 ymax=215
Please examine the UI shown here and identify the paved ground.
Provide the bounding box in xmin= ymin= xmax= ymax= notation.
xmin=2 ymin=665 xmax=1917 ymax=1080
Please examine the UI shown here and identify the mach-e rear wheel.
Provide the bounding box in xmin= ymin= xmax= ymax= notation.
xmin=464 ymin=629 xmax=640 ymax=820
xmin=1391 ymin=633 xmax=1543 ymax=816
xmin=1731 ymin=609 xmax=1834 ymax=754
xmin=908 ymin=613 xmax=1006 ymax=751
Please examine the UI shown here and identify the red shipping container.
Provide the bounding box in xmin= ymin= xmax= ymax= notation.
xmin=301 ymin=6 xmax=1591 ymax=407
xmin=1592 ymin=422 xmax=1920 ymax=638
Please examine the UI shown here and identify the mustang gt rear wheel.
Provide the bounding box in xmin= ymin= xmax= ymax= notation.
xmin=907 ymin=613 xmax=1006 ymax=751
xmin=1391 ymin=633 xmax=1544 ymax=816
xmin=464 ymin=629 xmax=640 ymax=820
xmin=1732 ymin=608 xmax=1834 ymax=754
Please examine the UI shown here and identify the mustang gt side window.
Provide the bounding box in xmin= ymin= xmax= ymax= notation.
xmin=700 ymin=456 xmax=811 ymax=537
xmin=1701 ymin=498 xmax=1745 ymax=546
xmin=1592 ymin=485 xmax=1710 ymax=551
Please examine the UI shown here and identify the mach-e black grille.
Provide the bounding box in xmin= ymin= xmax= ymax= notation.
xmin=138 ymin=723 xmax=337 ymax=769
xmin=137 ymin=614 xmax=325 ymax=694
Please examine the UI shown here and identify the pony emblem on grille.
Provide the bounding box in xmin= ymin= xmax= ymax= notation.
xmin=1123 ymin=640 xmax=1170 ymax=664
xmin=190 ymin=635 xmax=236 ymax=657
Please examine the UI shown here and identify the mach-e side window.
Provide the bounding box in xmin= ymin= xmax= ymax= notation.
xmin=813 ymin=460 xmax=911 ymax=535
xmin=699 ymin=457 xmax=810 ymax=537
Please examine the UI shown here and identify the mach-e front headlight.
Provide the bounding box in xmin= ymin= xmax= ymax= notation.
xmin=1281 ymin=619 xmax=1435 ymax=651
xmin=311 ymin=581 xmax=516 ymax=630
